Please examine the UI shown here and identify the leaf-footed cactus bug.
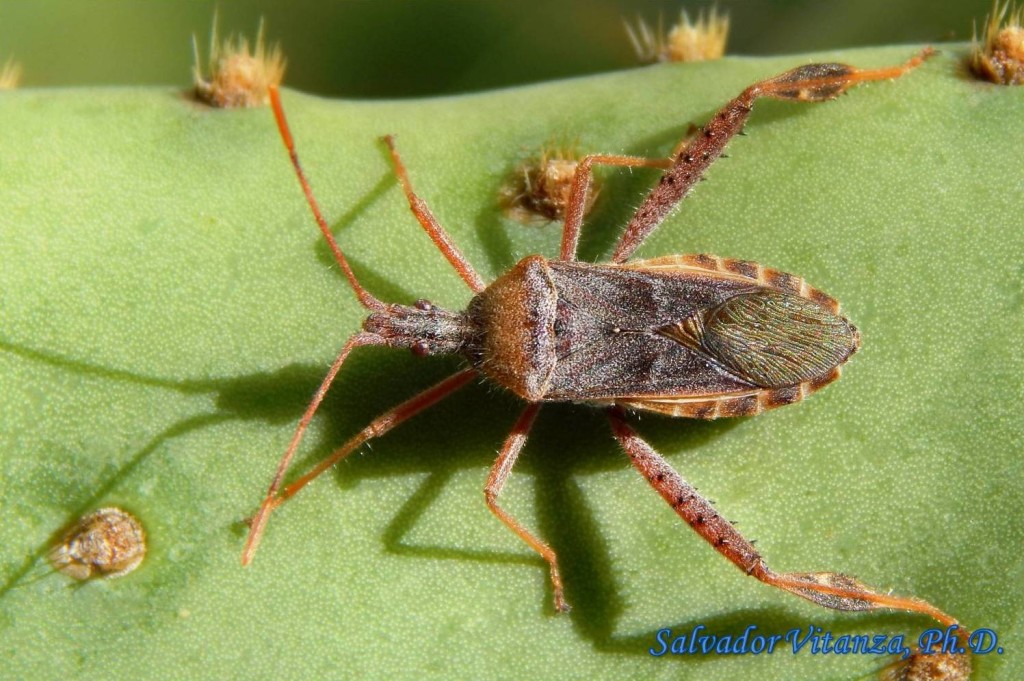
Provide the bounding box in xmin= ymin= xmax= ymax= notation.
xmin=241 ymin=49 xmax=966 ymax=637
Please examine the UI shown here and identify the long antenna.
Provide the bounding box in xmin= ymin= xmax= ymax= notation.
xmin=268 ymin=85 xmax=385 ymax=311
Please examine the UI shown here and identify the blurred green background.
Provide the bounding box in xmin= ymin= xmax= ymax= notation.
xmin=0 ymin=0 xmax=997 ymax=97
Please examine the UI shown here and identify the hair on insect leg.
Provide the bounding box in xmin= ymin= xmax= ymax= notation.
xmin=483 ymin=403 xmax=571 ymax=613
xmin=609 ymin=48 xmax=936 ymax=263
xmin=605 ymin=406 xmax=963 ymax=630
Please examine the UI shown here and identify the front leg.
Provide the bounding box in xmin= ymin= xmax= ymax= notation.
xmin=605 ymin=406 xmax=961 ymax=629
xmin=560 ymin=153 xmax=674 ymax=262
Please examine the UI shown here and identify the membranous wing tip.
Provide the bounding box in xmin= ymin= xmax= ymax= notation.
xmin=661 ymin=289 xmax=860 ymax=389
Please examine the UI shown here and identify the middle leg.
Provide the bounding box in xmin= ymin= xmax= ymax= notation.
xmin=484 ymin=403 xmax=570 ymax=612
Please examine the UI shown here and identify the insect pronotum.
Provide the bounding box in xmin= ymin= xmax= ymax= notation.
xmin=242 ymin=48 xmax=964 ymax=631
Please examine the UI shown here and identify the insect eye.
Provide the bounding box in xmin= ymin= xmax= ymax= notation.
xmin=414 ymin=299 xmax=434 ymax=311
xmin=411 ymin=340 xmax=431 ymax=357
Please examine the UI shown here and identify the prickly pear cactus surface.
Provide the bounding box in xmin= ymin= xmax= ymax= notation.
xmin=1 ymin=46 xmax=1021 ymax=681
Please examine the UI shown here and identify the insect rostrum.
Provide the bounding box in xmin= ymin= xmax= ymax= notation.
xmin=242 ymin=48 xmax=966 ymax=644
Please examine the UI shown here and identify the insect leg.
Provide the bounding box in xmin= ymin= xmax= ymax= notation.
xmin=242 ymin=366 xmax=478 ymax=565
xmin=560 ymin=154 xmax=673 ymax=262
xmin=610 ymin=48 xmax=935 ymax=263
xmin=269 ymin=86 xmax=385 ymax=311
xmin=382 ymin=135 xmax=487 ymax=293
xmin=606 ymin=406 xmax=962 ymax=629
xmin=484 ymin=403 xmax=570 ymax=612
